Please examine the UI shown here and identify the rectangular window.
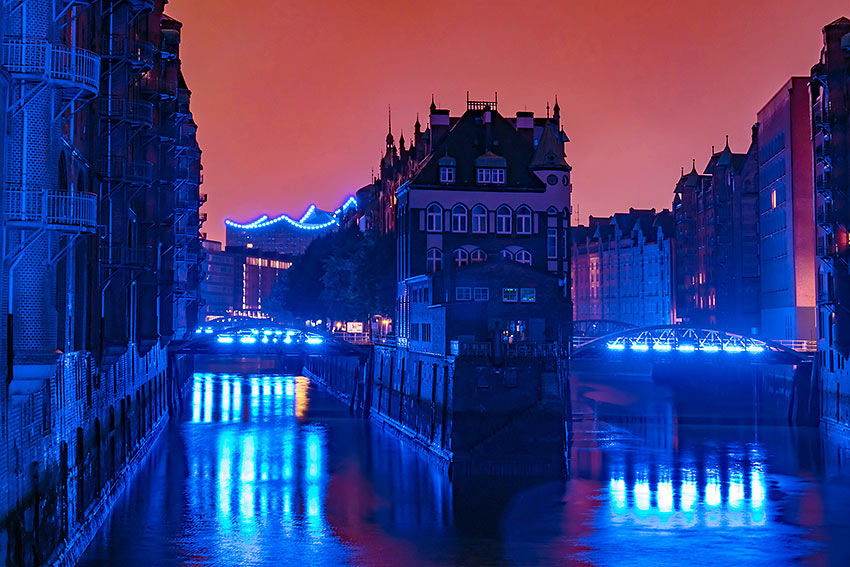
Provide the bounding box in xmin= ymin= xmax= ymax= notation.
xmin=473 ymin=287 xmax=489 ymax=301
xmin=477 ymin=168 xmax=491 ymax=184
xmin=520 ymin=288 xmax=536 ymax=303
xmin=456 ymin=286 xmax=472 ymax=301
xmin=770 ymin=189 xmax=777 ymax=209
xmin=502 ymin=288 xmax=518 ymax=302
xmin=424 ymin=287 xmax=430 ymax=304
xmin=440 ymin=167 xmax=455 ymax=183
xmin=547 ymin=228 xmax=558 ymax=258
xmin=492 ymin=168 xmax=505 ymax=184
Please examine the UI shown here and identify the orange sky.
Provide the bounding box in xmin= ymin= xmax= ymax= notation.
xmin=166 ymin=0 xmax=848 ymax=243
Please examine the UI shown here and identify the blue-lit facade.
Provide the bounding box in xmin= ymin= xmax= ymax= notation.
xmin=225 ymin=197 xmax=357 ymax=256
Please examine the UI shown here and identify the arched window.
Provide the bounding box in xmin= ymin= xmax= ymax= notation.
xmin=453 ymin=248 xmax=469 ymax=267
xmin=547 ymin=206 xmax=558 ymax=217
xmin=426 ymin=203 xmax=443 ymax=232
xmin=496 ymin=205 xmax=512 ymax=234
xmin=472 ymin=205 xmax=487 ymax=233
xmin=501 ymin=249 xmax=514 ymax=260
xmin=471 ymin=248 xmax=487 ymax=263
xmin=426 ymin=248 xmax=443 ymax=272
xmin=516 ymin=249 xmax=532 ymax=265
xmin=516 ymin=205 xmax=532 ymax=235
xmin=451 ymin=204 xmax=468 ymax=233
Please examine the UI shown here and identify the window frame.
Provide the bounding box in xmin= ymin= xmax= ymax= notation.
xmin=502 ymin=288 xmax=518 ymax=302
xmin=470 ymin=248 xmax=487 ymax=263
xmin=439 ymin=166 xmax=455 ymax=184
xmin=471 ymin=204 xmax=488 ymax=233
xmin=453 ymin=248 xmax=469 ymax=267
xmin=455 ymin=286 xmax=472 ymax=301
xmin=547 ymin=228 xmax=558 ymax=258
xmin=520 ymin=288 xmax=537 ymax=303
xmin=516 ymin=205 xmax=532 ymax=235
xmin=516 ymin=249 xmax=532 ymax=265
xmin=426 ymin=203 xmax=443 ymax=232
xmin=451 ymin=204 xmax=468 ymax=233
xmin=496 ymin=205 xmax=512 ymax=234
xmin=426 ymin=247 xmax=443 ymax=273
xmin=473 ymin=287 xmax=490 ymax=301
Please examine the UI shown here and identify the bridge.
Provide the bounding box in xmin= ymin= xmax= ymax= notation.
xmin=571 ymin=325 xmax=809 ymax=365
xmin=170 ymin=321 xmax=365 ymax=357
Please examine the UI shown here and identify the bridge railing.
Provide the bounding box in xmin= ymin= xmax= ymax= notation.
xmin=773 ymin=339 xmax=818 ymax=353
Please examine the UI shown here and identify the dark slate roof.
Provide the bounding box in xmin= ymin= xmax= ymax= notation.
xmin=413 ymin=110 xmax=546 ymax=189
xmin=530 ymin=122 xmax=571 ymax=171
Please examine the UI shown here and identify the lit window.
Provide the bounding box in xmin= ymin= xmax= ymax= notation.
xmin=496 ymin=205 xmax=512 ymax=234
xmin=472 ymin=204 xmax=488 ymax=233
xmin=439 ymin=166 xmax=455 ymax=184
xmin=456 ymin=286 xmax=472 ymax=301
xmin=426 ymin=203 xmax=443 ymax=232
xmin=473 ymin=287 xmax=489 ymax=301
xmin=516 ymin=206 xmax=532 ymax=234
xmin=477 ymin=168 xmax=492 ymax=184
xmin=516 ymin=249 xmax=532 ymax=265
xmin=520 ymin=288 xmax=536 ymax=303
xmin=453 ymin=248 xmax=469 ymax=267
xmin=771 ymin=189 xmax=777 ymax=209
xmin=502 ymin=288 xmax=518 ymax=302
xmin=492 ymin=168 xmax=506 ymax=184
xmin=470 ymin=248 xmax=487 ymax=263
xmin=426 ymin=248 xmax=442 ymax=272
xmin=451 ymin=204 xmax=468 ymax=232
xmin=547 ymin=228 xmax=558 ymax=258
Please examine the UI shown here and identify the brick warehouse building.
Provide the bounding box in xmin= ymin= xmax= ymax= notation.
xmin=0 ymin=2 xmax=203 ymax=565
xmin=390 ymin=96 xmax=572 ymax=349
xmin=811 ymin=17 xmax=850 ymax=430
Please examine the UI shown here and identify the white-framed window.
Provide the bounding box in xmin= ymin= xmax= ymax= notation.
xmin=470 ymin=248 xmax=487 ymax=263
xmin=520 ymin=288 xmax=536 ymax=303
xmin=492 ymin=168 xmax=506 ymax=184
xmin=451 ymin=204 xmax=468 ymax=232
xmin=440 ymin=166 xmax=455 ymax=184
xmin=426 ymin=203 xmax=443 ymax=232
xmin=453 ymin=248 xmax=469 ymax=267
xmin=477 ymin=168 xmax=491 ymax=184
xmin=456 ymin=286 xmax=472 ymax=301
xmin=426 ymin=248 xmax=442 ymax=272
xmin=502 ymin=288 xmax=518 ymax=302
xmin=473 ymin=287 xmax=489 ymax=301
xmin=472 ymin=204 xmax=487 ymax=233
xmin=516 ymin=205 xmax=532 ymax=235
xmin=496 ymin=205 xmax=512 ymax=234
xmin=547 ymin=228 xmax=558 ymax=258
xmin=516 ymin=249 xmax=532 ymax=265
xmin=501 ymin=249 xmax=514 ymax=260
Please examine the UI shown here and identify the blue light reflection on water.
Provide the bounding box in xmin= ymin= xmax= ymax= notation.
xmin=80 ymin=370 xmax=850 ymax=567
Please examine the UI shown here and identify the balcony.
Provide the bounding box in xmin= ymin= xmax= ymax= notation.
xmin=2 ymin=39 xmax=100 ymax=96
xmin=140 ymin=75 xmax=177 ymax=101
xmin=4 ymin=185 xmax=97 ymax=232
xmin=101 ymin=36 xmax=155 ymax=70
xmin=99 ymin=97 xmax=154 ymax=129
xmin=817 ymin=204 xmax=836 ymax=231
xmin=99 ymin=243 xmax=155 ymax=270
xmin=99 ymin=158 xmax=154 ymax=186
xmin=128 ymin=0 xmax=155 ymax=13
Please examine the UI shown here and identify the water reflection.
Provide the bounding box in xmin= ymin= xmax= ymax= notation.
xmin=81 ymin=370 xmax=850 ymax=567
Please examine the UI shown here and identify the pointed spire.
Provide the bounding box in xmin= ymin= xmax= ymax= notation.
xmin=414 ymin=113 xmax=421 ymax=132
xmin=546 ymin=101 xmax=550 ymax=119
xmin=724 ymin=134 xmax=730 ymax=149
xmin=386 ymin=105 xmax=393 ymax=146
xmin=399 ymin=130 xmax=405 ymax=151
xmin=691 ymin=158 xmax=696 ymax=173
xmin=430 ymin=94 xmax=436 ymax=112
xmin=553 ymin=95 xmax=560 ymax=114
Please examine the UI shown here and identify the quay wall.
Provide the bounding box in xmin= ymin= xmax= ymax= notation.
xmin=0 ymin=347 xmax=193 ymax=567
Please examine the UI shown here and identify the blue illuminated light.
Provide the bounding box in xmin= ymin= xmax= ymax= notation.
xmin=652 ymin=342 xmax=672 ymax=352
xmin=746 ymin=345 xmax=765 ymax=354
xmin=240 ymin=336 xmax=257 ymax=344
xmin=306 ymin=336 xmax=323 ymax=345
xmin=723 ymin=344 xmax=744 ymax=353
xmin=630 ymin=343 xmax=649 ymax=352
xmin=702 ymin=345 xmax=720 ymax=352
xmin=204 ymin=327 xmax=213 ymax=334
xmin=678 ymin=344 xmax=696 ymax=352
xmin=224 ymin=195 xmax=357 ymax=231
xmin=217 ymin=335 xmax=234 ymax=344
xmin=607 ymin=342 xmax=625 ymax=351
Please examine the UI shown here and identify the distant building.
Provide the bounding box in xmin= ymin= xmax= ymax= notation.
xmin=390 ymin=97 xmax=573 ymax=350
xmin=756 ymin=78 xmax=817 ymax=342
xmin=200 ymin=241 xmax=237 ymax=318
xmin=224 ymin=198 xmax=357 ymax=255
xmin=571 ymin=209 xmax=675 ymax=328
xmin=811 ymin=16 xmax=850 ymax=428
xmin=672 ymin=137 xmax=760 ymax=334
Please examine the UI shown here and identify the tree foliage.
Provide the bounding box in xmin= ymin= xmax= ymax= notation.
xmin=268 ymin=226 xmax=395 ymax=323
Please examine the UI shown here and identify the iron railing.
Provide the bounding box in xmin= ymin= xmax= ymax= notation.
xmin=101 ymin=35 xmax=155 ymax=70
xmin=99 ymin=158 xmax=154 ymax=186
xmin=99 ymin=97 xmax=154 ymax=128
xmin=4 ymin=185 xmax=97 ymax=232
xmin=2 ymin=39 xmax=100 ymax=94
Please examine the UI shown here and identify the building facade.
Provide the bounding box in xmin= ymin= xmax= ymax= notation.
xmin=0 ymin=2 xmax=203 ymax=564
xmin=571 ymin=208 xmax=675 ymax=328
xmin=757 ymin=77 xmax=817 ymax=343
xmin=811 ymin=16 xmax=850 ymax=429
xmin=225 ymin=197 xmax=356 ymax=256
xmin=672 ymin=137 xmax=760 ymax=334
xmin=200 ymin=240 xmax=236 ymax=318
xmin=391 ymin=98 xmax=572 ymax=349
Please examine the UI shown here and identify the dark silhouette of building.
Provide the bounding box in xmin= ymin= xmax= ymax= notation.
xmin=672 ymin=136 xmax=760 ymax=334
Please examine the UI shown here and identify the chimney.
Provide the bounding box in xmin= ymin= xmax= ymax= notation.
xmin=516 ymin=111 xmax=534 ymax=144
xmin=430 ymin=107 xmax=450 ymax=149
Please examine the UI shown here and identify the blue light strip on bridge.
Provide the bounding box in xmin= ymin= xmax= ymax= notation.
xmin=225 ymin=196 xmax=358 ymax=231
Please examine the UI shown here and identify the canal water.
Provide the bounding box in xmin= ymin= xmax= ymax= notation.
xmin=79 ymin=367 xmax=850 ymax=566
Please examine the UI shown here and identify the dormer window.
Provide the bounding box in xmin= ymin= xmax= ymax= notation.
xmin=475 ymin=151 xmax=507 ymax=186
xmin=438 ymin=156 xmax=456 ymax=184
xmin=440 ymin=166 xmax=455 ymax=183
xmin=477 ymin=168 xmax=491 ymax=184
xmin=492 ymin=168 xmax=505 ymax=184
